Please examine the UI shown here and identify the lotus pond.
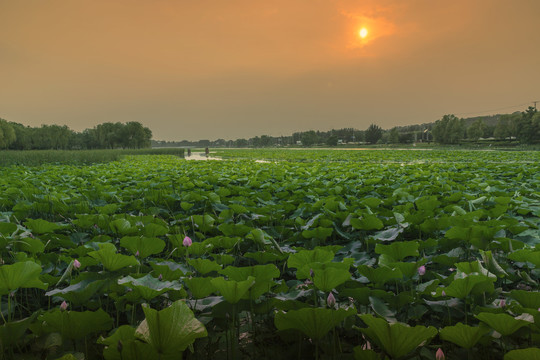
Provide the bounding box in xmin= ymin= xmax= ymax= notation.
xmin=0 ymin=150 xmax=539 ymax=360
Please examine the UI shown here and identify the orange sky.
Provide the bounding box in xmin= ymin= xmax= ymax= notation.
xmin=1 ymin=0 xmax=539 ymax=141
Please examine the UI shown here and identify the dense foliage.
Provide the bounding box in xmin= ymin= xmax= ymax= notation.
xmin=0 ymin=150 xmax=539 ymax=359
xmin=0 ymin=120 xmax=152 ymax=150
xmin=0 ymin=148 xmax=184 ymax=166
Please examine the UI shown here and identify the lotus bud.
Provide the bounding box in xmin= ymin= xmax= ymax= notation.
xmin=73 ymin=259 xmax=81 ymax=269
xmin=499 ymin=299 xmax=506 ymax=308
xmin=60 ymin=301 xmax=68 ymax=311
xmin=158 ymin=274 xmax=163 ymax=281
xmin=135 ymin=250 xmax=140 ymax=257
xmin=417 ymin=265 xmax=426 ymax=276
xmin=183 ymin=236 xmax=192 ymax=247
xmin=436 ymin=348 xmax=445 ymax=360
xmin=441 ymin=290 xmax=446 ymax=297
xmin=309 ymin=268 xmax=315 ymax=278
xmin=327 ymin=292 xmax=336 ymax=308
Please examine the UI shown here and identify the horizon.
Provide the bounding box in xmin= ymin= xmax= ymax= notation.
xmin=2 ymin=1 xmax=539 ymax=141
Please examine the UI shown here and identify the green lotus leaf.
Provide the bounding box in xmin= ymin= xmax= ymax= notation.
xmin=15 ymin=236 xmax=45 ymax=254
xmin=350 ymin=215 xmax=384 ymax=231
xmin=46 ymin=279 xmax=106 ymax=305
xmin=358 ymin=314 xmax=437 ymax=359
xmin=339 ymin=286 xmax=371 ymax=305
xmin=136 ymin=300 xmax=207 ymax=358
xmin=287 ymin=249 xmax=334 ymax=270
xmin=456 ymin=260 xmax=496 ymax=279
xmin=504 ymin=348 xmax=540 ymax=360
xmin=274 ymin=307 xmax=356 ymax=341
xmin=509 ymin=290 xmax=540 ymax=309
xmin=0 ymin=222 xmax=17 ymax=235
xmin=0 ymin=312 xmax=39 ymax=348
xmin=99 ymin=325 xmax=157 ymax=360
xmin=210 ymin=276 xmax=255 ymax=304
xmin=220 ymin=264 xmax=280 ymax=281
xmin=218 ymin=223 xmax=251 ymax=236
xmin=120 ymin=236 xmax=166 ymax=258
xmin=150 ymin=261 xmax=187 ymax=280
xmin=219 ymin=264 xmax=280 ymax=299
xmin=353 ymin=348 xmax=380 ymax=360
xmin=375 ymin=241 xmax=419 ymax=261
xmin=24 ymin=218 xmax=65 ymax=234
xmin=369 ymin=296 xmax=396 ymax=322
xmin=297 ymin=258 xmax=353 ymax=280
xmin=118 ymin=274 xmax=182 ymax=301
xmin=302 ymin=226 xmax=333 ymax=241
xmin=443 ymin=273 xmax=495 ymax=299
xmin=244 ymin=251 xmax=287 ymax=264
xmin=0 ymin=261 xmax=48 ymax=295
xmin=312 ymin=266 xmax=351 ymax=292
xmin=88 ymin=243 xmax=139 ymax=271
xmin=39 ymin=308 xmax=113 ymax=340
xmin=183 ymin=277 xmax=216 ymax=299
xmin=372 ymin=227 xmax=404 ymax=242
xmin=357 ymin=265 xmax=403 ymax=286
xmin=480 ymin=250 xmax=509 ymax=277
xmin=188 ymin=258 xmax=222 ymax=275
xmin=439 ymin=323 xmax=489 ymax=348
xmin=508 ymin=249 xmax=540 ymax=267
xmin=142 ymin=223 xmax=168 ymax=237
xmin=191 ymin=215 xmax=216 ymax=233
xmin=109 ymin=218 xmax=136 ymax=235
xmin=475 ymin=312 xmax=533 ymax=336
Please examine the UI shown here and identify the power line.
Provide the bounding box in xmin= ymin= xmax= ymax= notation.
xmin=453 ymin=101 xmax=537 ymax=117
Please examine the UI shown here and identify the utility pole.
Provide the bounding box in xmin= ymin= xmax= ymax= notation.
xmin=534 ymin=100 xmax=538 ymax=111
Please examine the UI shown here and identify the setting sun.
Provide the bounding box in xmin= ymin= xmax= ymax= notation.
xmin=359 ymin=27 xmax=368 ymax=39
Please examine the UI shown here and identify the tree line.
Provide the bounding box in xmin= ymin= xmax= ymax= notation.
xmin=431 ymin=107 xmax=539 ymax=144
xmin=154 ymin=106 xmax=539 ymax=148
xmin=0 ymin=120 xmax=152 ymax=150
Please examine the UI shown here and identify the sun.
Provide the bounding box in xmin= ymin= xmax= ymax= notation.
xmin=359 ymin=27 xmax=368 ymax=39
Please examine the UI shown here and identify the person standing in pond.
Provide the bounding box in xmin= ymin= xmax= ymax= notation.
xmin=187 ymin=148 xmax=191 ymax=157
xmin=205 ymin=147 xmax=209 ymax=157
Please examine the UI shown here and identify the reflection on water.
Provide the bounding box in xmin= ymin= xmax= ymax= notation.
xmin=184 ymin=152 xmax=223 ymax=161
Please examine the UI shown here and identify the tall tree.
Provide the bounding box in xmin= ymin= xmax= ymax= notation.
xmin=365 ymin=124 xmax=382 ymax=144
xmin=467 ymin=119 xmax=486 ymax=140
xmin=0 ymin=119 xmax=16 ymax=149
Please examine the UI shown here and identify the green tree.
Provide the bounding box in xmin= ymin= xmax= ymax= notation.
xmin=467 ymin=119 xmax=486 ymax=141
xmin=326 ymin=135 xmax=338 ymax=146
xmin=0 ymin=119 xmax=16 ymax=149
xmin=432 ymin=114 xmax=464 ymax=144
xmin=301 ymin=131 xmax=319 ymax=146
xmin=389 ymin=128 xmax=399 ymax=144
xmin=365 ymin=124 xmax=382 ymax=144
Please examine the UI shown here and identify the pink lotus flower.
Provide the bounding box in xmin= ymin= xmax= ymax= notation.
xmin=183 ymin=236 xmax=192 ymax=247
xmin=60 ymin=301 xmax=68 ymax=311
xmin=327 ymin=292 xmax=336 ymax=308
xmin=135 ymin=250 xmax=140 ymax=257
xmin=158 ymin=274 xmax=163 ymax=281
xmin=436 ymin=348 xmax=445 ymax=360
xmin=499 ymin=299 xmax=506 ymax=307
xmin=441 ymin=290 xmax=446 ymax=297
xmin=417 ymin=265 xmax=426 ymax=276
xmin=73 ymin=259 xmax=81 ymax=269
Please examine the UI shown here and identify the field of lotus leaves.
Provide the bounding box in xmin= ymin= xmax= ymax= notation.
xmin=0 ymin=150 xmax=539 ymax=359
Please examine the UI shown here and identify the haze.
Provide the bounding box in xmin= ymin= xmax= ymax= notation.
xmin=1 ymin=0 xmax=539 ymax=141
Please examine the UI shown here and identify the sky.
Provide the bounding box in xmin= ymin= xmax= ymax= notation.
xmin=1 ymin=0 xmax=540 ymax=141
